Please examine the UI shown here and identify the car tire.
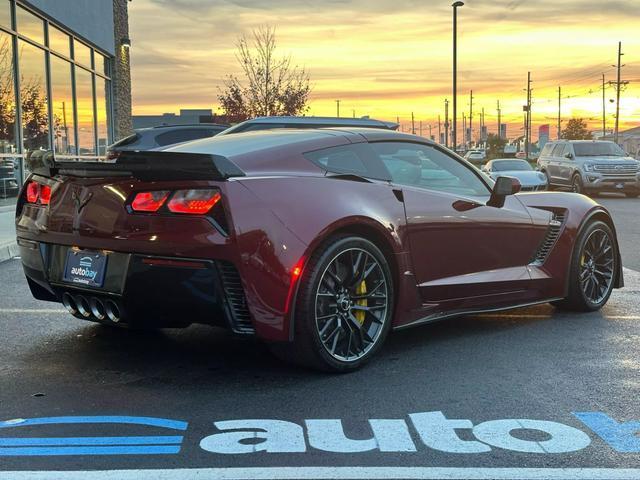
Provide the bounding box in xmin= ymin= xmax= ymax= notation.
xmin=270 ymin=235 xmax=394 ymax=372
xmin=571 ymin=174 xmax=584 ymax=194
xmin=542 ymin=170 xmax=553 ymax=190
xmin=553 ymin=220 xmax=618 ymax=312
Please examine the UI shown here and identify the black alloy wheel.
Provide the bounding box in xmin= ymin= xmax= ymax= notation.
xmin=271 ymin=236 xmax=393 ymax=372
xmin=554 ymin=220 xmax=618 ymax=311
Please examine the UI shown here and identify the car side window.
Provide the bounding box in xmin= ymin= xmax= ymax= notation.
xmin=540 ymin=143 xmax=554 ymax=156
xmin=551 ymin=144 xmax=565 ymax=157
xmin=304 ymin=143 xmax=390 ymax=180
xmin=370 ymin=142 xmax=491 ymax=197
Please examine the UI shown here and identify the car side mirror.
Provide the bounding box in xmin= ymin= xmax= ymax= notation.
xmin=565 ymin=152 xmax=573 ymax=159
xmin=488 ymin=176 xmax=521 ymax=208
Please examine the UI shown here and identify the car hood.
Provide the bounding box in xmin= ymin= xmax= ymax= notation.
xmin=490 ymin=170 xmax=545 ymax=185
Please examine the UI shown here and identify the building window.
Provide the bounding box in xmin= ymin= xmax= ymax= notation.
xmin=0 ymin=30 xmax=17 ymax=155
xmin=73 ymin=38 xmax=92 ymax=69
xmin=0 ymin=0 xmax=114 ymax=190
xmin=75 ymin=66 xmax=95 ymax=154
xmin=48 ymin=26 xmax=70 ymax=58
xmin=18 ymin=39 xmax=49 ymax=151
xmin=0 ymin=1 xmax=11 ymax=30
xmin=15 ymin=5 xmax=44 ymax=45
xmin=50 ymin=55 xmax=74 ymax=155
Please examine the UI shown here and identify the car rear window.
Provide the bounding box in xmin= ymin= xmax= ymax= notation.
xmin=155 ymin=128 xmax=218 ymax=146
xmin=304 ymin=143 xmax=390 ymax=180
xmin=110 ymin=133 xmax=140 ymax=148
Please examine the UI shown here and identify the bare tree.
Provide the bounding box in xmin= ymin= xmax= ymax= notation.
xmin=218 ymin=26 xmax=311 ymax=122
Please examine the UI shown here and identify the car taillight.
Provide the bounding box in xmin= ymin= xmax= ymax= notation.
xmin=39 ymin=184 xmax=51 ymax=205
xmin=131 ymin=190 xmax=170 ymax=212
xmin=26 ymin=181 xmax=39 ymax=203
xmin=167 ymin=189 xmax=221 ymax=214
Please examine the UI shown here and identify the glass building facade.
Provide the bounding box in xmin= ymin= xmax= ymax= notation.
xmin=0 ymin=0 xmax=113 ymax=196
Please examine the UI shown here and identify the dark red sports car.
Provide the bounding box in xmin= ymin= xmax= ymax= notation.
xmin=17 ymin=128 xmax=623 ymax=371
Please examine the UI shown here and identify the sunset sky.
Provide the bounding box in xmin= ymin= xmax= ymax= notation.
xmin=128 ymin=0 xmax=640 ymax=139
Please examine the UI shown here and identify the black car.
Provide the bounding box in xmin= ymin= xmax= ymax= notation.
xmin=106 ymin=124 xmax=229 ymax=159
xmin=218 ymin=116 xmax=399 ymax=135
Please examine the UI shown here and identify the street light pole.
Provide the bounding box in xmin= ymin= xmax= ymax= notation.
xmin=452 ymin=1 xmax=464 ymax=152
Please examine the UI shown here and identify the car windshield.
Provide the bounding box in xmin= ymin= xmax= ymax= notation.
xmin=492 ymin=160 xmax=532 ymax=171
xmin=573 ymin=142 xmax=625 ymax=157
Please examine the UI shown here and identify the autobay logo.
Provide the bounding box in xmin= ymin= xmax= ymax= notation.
xmin=1 ymin=411 xmax=637 ymax=457
xmin=70 ymin=256 xmax=98 ymax=282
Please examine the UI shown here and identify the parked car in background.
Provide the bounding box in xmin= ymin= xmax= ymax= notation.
xmin=515 ymin=151 xmax=527 ymax=159
xmin=218 ymin=116 xmax=399 ymax=135
xmin=537 ymin=140 xmax=640 ymax=197
xmin=18 ymin=129 xmax=623 ymax=371
xmin=463 ymin=150 xmax=486 ymax=164
xmin=106 ymin=124 xmax=229 ymax=159
xmin=482 ymin=158 xmax=547 ymax=191
xmin=0 ymin=159 xmax=19 ymax=198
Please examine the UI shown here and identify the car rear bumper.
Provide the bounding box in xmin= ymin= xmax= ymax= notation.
xmin=18 ymin=238 xmax=254 ymax=334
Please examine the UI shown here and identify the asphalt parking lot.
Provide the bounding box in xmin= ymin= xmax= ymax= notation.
xmin=0 ymin=195 xmax=639 ymax=480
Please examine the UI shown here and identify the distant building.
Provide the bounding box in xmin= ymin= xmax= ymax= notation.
xmin=601 ymin=126 xmax=640 ymax=159
xmin=133 ymin=109 xmax=227 ymax=129
xmin=538 ymin=124 xmax=550 ymax=150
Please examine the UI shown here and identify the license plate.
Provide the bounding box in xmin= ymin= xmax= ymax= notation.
xmin=63 ymin=250 xmax=108 ymax=288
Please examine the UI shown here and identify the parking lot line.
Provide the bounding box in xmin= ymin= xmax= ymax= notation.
xmin=1 ymin=467 xmax=640 ymax=480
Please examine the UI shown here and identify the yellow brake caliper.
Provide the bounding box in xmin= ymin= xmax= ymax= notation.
xmin=355 ymin=280 xmax=367 ymax=325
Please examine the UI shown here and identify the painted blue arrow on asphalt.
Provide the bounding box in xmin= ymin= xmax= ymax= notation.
xmin=0 ymin=416 xmax=188 ymax=456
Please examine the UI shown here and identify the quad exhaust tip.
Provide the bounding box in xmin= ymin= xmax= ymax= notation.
xmin=104 ymin=299 xmax=121 ymax=323
xmin=62 ymin=293 xmax=77 ymax=315
xmin=75 ymin=295 xmax=91 ymax=318
xmin=63 ymin=293 xmax=122 ymax=324
xmin=89 ymin=297 xmax=106 ymax=321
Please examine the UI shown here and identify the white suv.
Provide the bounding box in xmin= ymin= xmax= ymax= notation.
xmin=537 ymin=140 xmax=640 ymax=197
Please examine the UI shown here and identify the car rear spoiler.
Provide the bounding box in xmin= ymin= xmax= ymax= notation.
xmin=26 ymin=150 xmax=245 ymax=181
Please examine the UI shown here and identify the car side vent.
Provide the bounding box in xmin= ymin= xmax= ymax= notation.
xmin=530 ymin=212 xmax=566 ymax=265
xmin=217 ymin=261 xmax=254 ymax=334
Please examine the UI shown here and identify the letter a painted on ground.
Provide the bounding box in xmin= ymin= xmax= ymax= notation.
xmin=199 ymin=420 xmax=306 ymax=454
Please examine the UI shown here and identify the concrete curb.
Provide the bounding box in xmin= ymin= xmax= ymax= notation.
xmin=0 ymin=241 xmax=18 ymax=263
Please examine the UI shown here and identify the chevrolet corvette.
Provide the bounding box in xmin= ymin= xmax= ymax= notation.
xmin=16 ymin=128 xmax=623 ymax=371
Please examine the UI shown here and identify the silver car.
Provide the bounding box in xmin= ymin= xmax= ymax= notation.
xmin=537 ymin=140 xmax=640 ymax=197
xmin=481 ymin=158 xmax=547 ymax=191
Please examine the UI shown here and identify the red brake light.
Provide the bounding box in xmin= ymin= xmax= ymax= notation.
xmin=131 ymin=191 xmax=170 ymax=212
xmin=26 ymin=181 xmax=39 ymax=203
xmin=167 ymin=189 xmax=221 ymax=214
xmin=39 ymin=184 xmax=51 ymax=205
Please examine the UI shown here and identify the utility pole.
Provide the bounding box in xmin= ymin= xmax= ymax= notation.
xmin=411 ymin=112 xmax=416 ymax=135
xmin=438 ymin=115 xmax=442 ymax=144
xmin=481 ymin=106 xmax=485 ymax=145
xmin=462 ymin=112 xmax=466 ymax=149
xmin=428 ymin=123 xmax=432 ymax=140
xmin=602 ymin=74 xmax=606 ymax=138
xmin=496 ymin=100 xmax=501 ymax=139
xmin=335 ymin=99 xmax=341 ymax=118
xmin=352 ymin=109 xmax=356 ymax=119
xmin=469 ymin=90 xmax=474 ymax=148
xmin=525 ymin=72 xmax=531 ymax=160
xmin=614 ymin=41 xmax=623 ymax=144
xmin=444 ymin=99 xmax=450 ymax=148
xmin=557 ymin=86 xmax=561 ymax=140
xmin=452 ymin=2 xmax=464 ymax=151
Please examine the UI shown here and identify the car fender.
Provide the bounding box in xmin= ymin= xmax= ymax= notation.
xmin=235 ymin=176 xmax=419 ymax=341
